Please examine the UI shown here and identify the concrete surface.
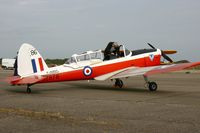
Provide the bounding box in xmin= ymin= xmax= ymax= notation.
xmin=0 ymin=70 xmax=200 ymax=133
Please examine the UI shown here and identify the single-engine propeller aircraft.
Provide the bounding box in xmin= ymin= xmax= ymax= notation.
xmin=8 ymin=42 xmax=200 ymax=93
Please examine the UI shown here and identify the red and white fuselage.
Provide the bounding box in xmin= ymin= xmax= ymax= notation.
xmin=11 ymin=43 xmax=161 ymax=85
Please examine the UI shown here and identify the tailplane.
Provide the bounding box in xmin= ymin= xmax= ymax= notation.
xmin=16 ymin=43 xmax=48 ymax=77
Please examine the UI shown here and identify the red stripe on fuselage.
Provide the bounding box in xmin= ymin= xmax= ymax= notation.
xmin=92 ymin=55 xmax=161 ymax=77
xmin=39 ymin=55 xmax=161 ymax=84
xmin=38 ymin=58 xmax=44 ymax=71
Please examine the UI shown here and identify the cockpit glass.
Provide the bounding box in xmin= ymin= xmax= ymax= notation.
xmin=65 ymin=50 xmax=103 ymax=64
xmin=125 ymin=48 xmax=130 ymax=56
xmin=119 ymin=45 xmax=130 ymax=57
xmin=90 ymin=51 xmax=102 ymax=59
xmin=65 ymin=57 xmax=76 ymax=64
xmin=76 ymin=54 xmax=90 ymax=62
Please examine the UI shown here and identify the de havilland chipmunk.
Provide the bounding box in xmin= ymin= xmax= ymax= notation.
xmin=8 ymin=42 xmax=200 ymax=93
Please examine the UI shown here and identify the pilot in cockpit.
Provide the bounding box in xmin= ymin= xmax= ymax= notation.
xmin=104 ymin=42 xmax=120 ymax=60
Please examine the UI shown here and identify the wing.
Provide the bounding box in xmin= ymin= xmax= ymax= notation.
xmin=95 ymin=62 xmax=200 ymax=80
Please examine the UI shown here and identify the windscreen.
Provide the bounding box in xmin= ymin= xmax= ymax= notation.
xmin=65 ymin=57 xmax=76 ymax=64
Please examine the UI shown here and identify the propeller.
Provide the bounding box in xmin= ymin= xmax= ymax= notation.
xmin=147 ymin=43 xmax=173 ymax=63
xmin=147 ymin=43 xmax=156 ymax=49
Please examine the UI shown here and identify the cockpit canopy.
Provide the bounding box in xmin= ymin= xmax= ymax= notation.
xmin=65 ymin=45 xmax=132 ymax=66
xmin=65 ymin=50 xmax=103 ymax=64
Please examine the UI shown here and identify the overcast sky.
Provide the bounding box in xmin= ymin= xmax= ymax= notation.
xmin=0 ymin=0 xmax=200 ymax=61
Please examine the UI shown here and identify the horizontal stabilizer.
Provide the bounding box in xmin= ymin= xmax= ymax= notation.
xmin=9 ymin=75 xmax=45 ymax=85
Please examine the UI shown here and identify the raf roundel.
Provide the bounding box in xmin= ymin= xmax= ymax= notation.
xmin=83 ymin=66 xmax=93 ymax=76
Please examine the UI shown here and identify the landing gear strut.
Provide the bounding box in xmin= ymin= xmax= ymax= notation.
xmin=143 ymin=75 xmax=157 ymax=91
xmin=114 ymin=78 xmax=124 ymax=88
xmin=27 ymin=84 xmax=32 ymax=93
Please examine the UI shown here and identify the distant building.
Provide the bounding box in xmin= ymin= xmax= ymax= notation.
xmin=1 ymin=58 xmax=16 ymax=70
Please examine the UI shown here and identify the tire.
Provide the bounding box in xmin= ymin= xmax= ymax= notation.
xmin=148 ymin=82 xmax=157 ymax=91
xmin=115 ymin=79 xmax=123 ymax=88
xmin=27 ymin=87 xmax=31 ymax=93
xmin=119 ymin=80 xmax=123 ymax=88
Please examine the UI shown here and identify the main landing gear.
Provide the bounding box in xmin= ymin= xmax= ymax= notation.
xmin=27 ymin=84 xmax=32 ymax=93
xmin=143 ymin=75 xmax=158 ymax=91
xmin=113 ymin=77 xmax=157 ymax=91
xmin=114 ymin=78 xmax=124 ymax=88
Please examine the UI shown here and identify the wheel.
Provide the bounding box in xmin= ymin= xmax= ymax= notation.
xmin=115 ymin=79 xmax=123 ymax=88
xmin=27 ymin=87 xmax=31 ymax=93
xmin=148 ymin=82 xmax=157 ymax=91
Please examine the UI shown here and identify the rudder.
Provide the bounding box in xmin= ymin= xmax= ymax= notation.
xmin=17 ymin=43 xmax=48 ymax=77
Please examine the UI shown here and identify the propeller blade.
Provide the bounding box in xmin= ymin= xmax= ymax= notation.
xmin=162 ymin=50 xmax=177 ymax=55
xmin=147 ymin=43 xmax=156 ymax=49
xmin=161 ymin=51 xmax=173 ymax=63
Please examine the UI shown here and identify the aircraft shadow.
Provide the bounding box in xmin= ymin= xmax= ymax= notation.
xmin=5 ymin=88 xmax=42 ymax=94
xmin=5 ymin=82 xmax=172 ymax=94
xmin=66 ymin=82 xmax=171 ymax=94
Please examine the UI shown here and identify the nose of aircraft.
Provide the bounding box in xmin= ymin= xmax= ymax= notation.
xmin=147 ymin=43 xmax=174 ymax=63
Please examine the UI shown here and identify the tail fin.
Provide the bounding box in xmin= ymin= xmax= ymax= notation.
xmin=17 ymin=43 xmax=48 ymax=77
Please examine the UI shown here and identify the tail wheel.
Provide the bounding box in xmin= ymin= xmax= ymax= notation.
xmin=115 ymin=79 xmax=123 ymax=88
xmin=148 ymin=82 xmax=157 ymax=91
xmin=27 ymin=85 xmax=32 ymax=93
